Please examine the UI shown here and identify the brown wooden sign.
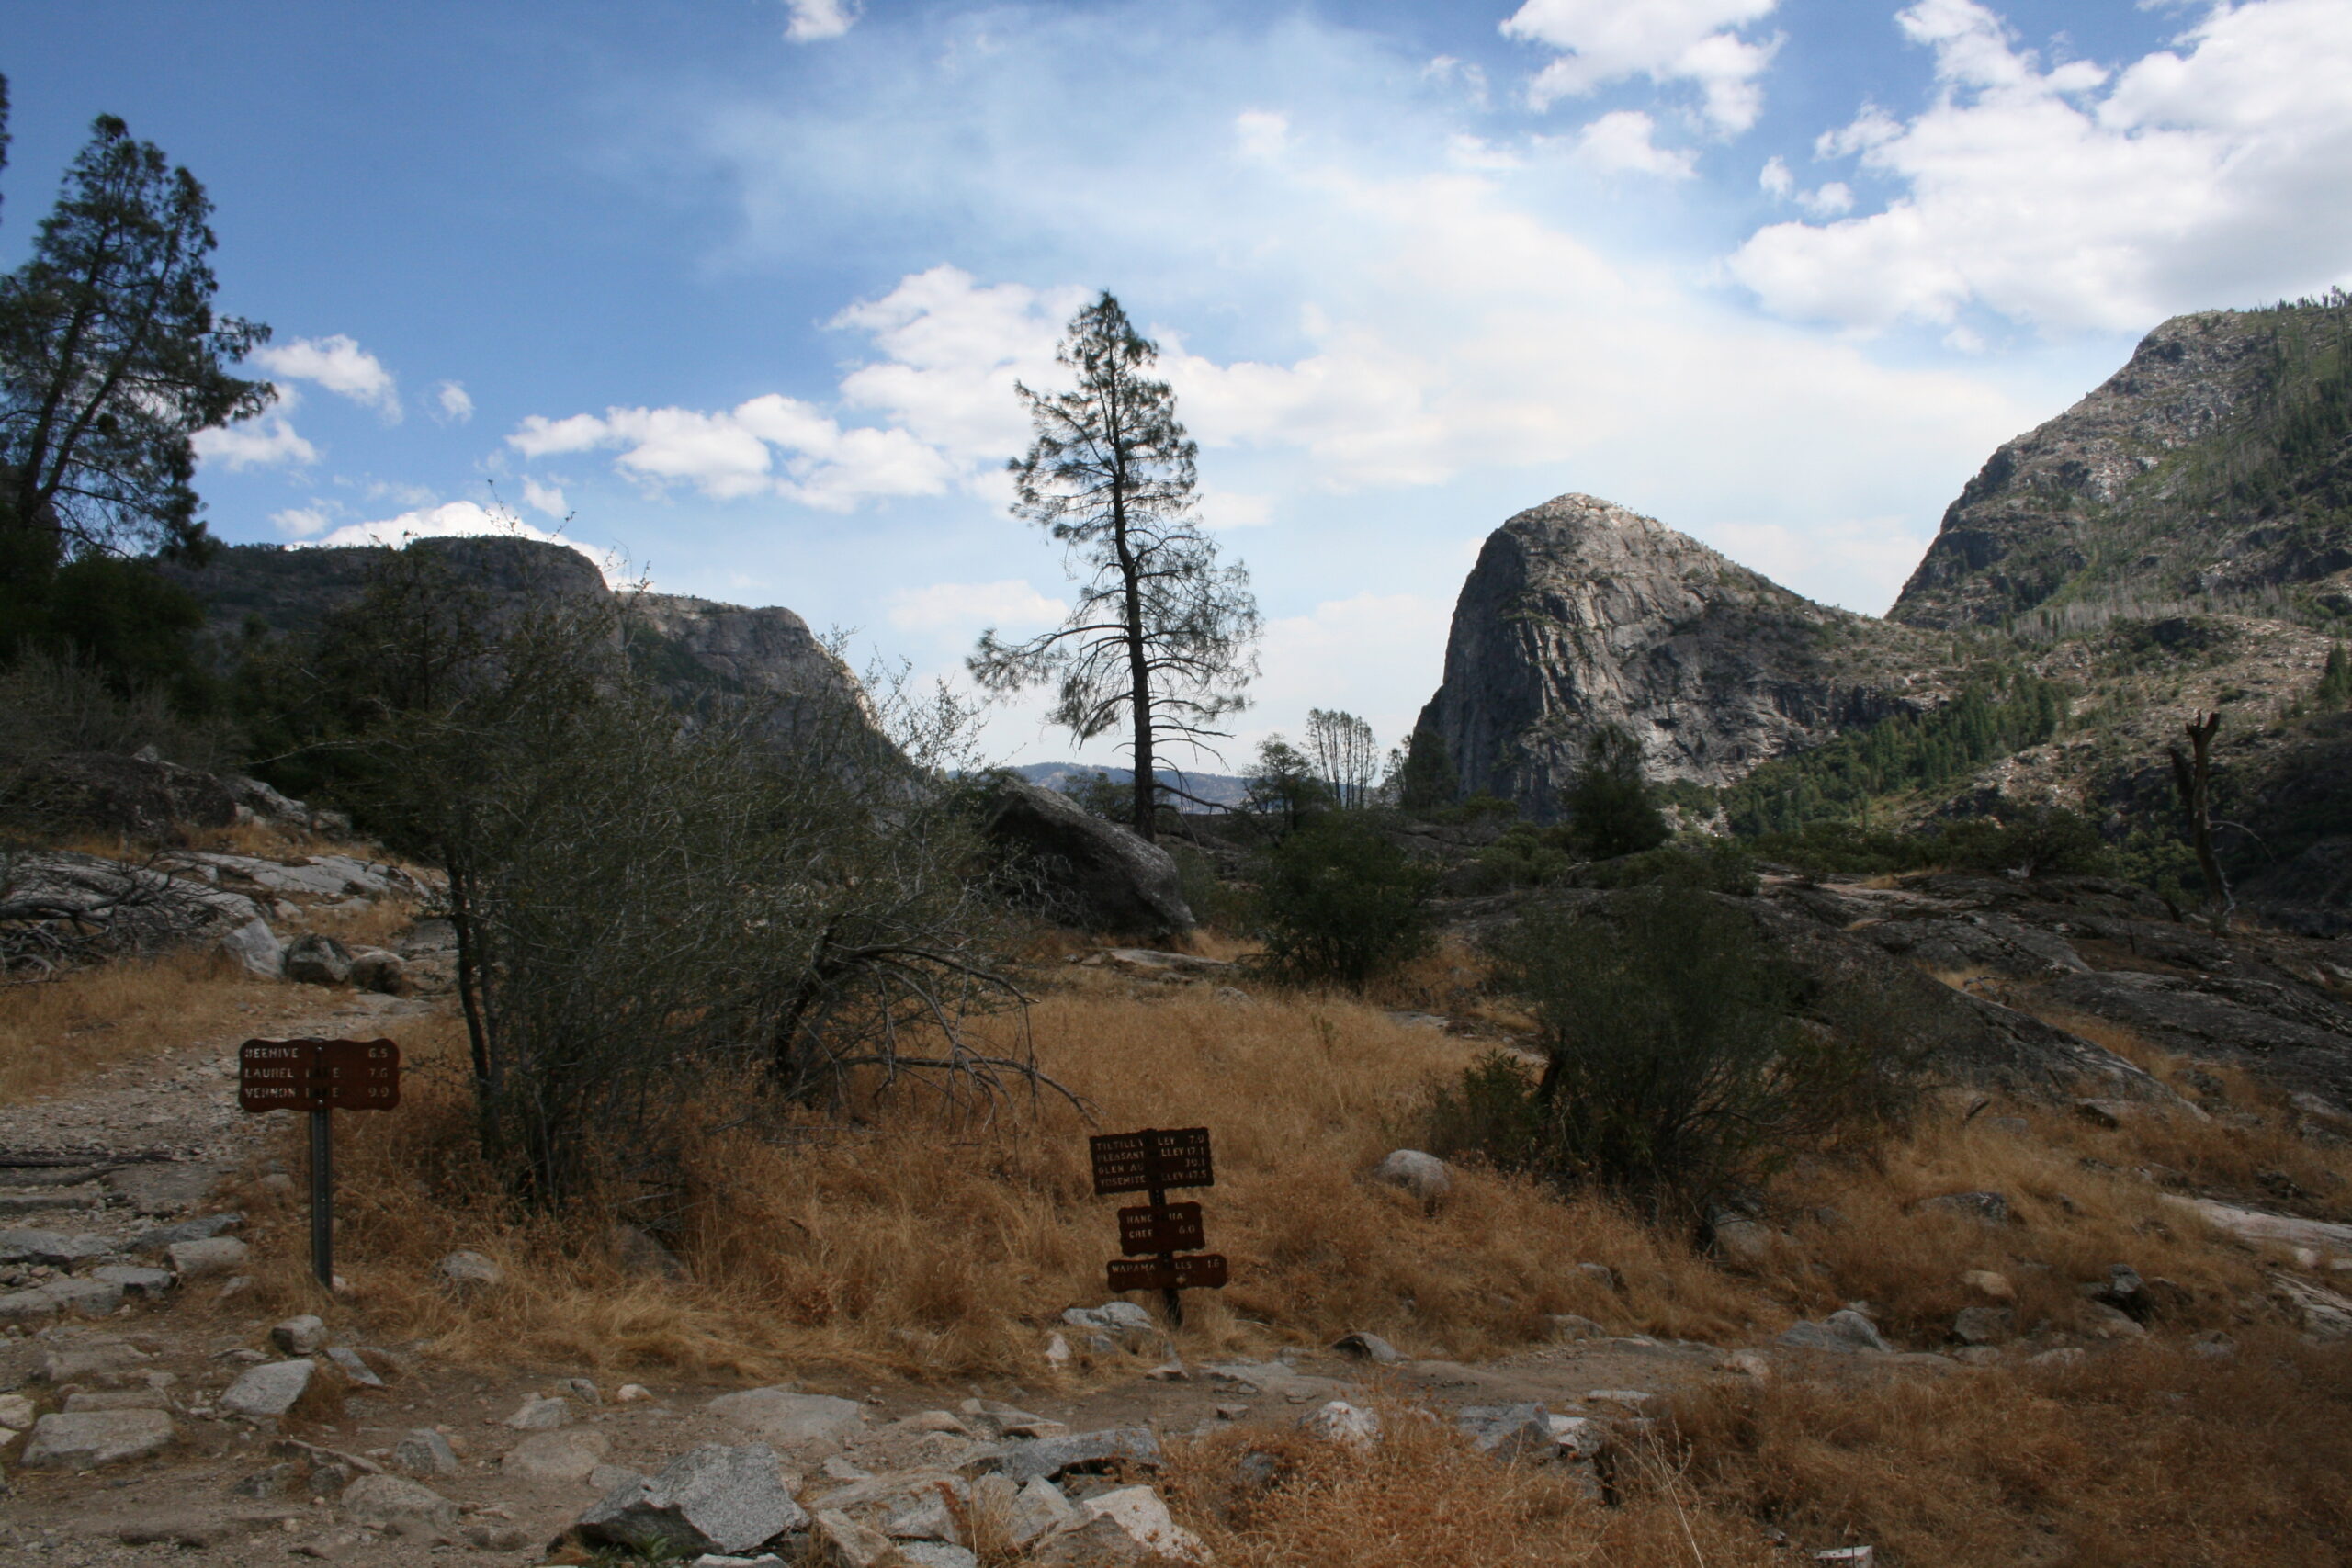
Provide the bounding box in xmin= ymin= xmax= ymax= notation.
xmin=237 ymin=1039 xmax=400 ymax=1290
xmin=1089 ymin=1126 xmax=1214 ymax=1196
xmin=1108 ymin=1253 xmax=1229 ymax=1292
xmin=1093 ymin=1125 xmax=1227 ymax=1320
xmin=239 ymin=1039 xmax=400 ymax=1111
xmin=1118 ymin=1201 xmax=1204 ymax=1257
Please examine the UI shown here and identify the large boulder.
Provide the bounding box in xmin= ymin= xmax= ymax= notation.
xmin=16 ymin=750 xmax=239 ymax=840
xmin=576 ymin=1442 xmax=807 ymax=1556
xmin=977 ymin=776 xmax=1193 ymax=937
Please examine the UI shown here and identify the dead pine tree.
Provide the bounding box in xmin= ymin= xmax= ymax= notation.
xmin=2169 ymin=710 xmax=2233 ymax=932
xmin=969 ymin=293 xmax=1260 ymax=840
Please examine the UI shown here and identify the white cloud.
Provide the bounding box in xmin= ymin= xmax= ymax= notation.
xmin=1501 ymin=0 xmax=1781 ymax=132
xmin=1796 ymin=180 xmax=1852 ymax=217
xmin=435 ymin=380 xmax=474 ymax=423
xmin=1424 ymin=55 xmax=1491 ymax=110
xmin=1759 ymin=154 xmax=1793 ymax=197
xmin=253 ymin=334 xmax=401 ymax=420
xmin=507 ymin=393 xmax=957 ymax=511
xmin=1247 ymin=592 xmax=1455 ymax=759
xmin=192 ymin=416 xmax=317 ymax=469
xmin=1729 ymin=0 xmax=2352 ymax=332
xmin=1567 ymin=110 xmax=1698 ymax=178
xmin=1196 ymin=489 xmax=1273 ymax=530
xmin=305 ymin=501 xmax=634 ymax=588
xmin=269 ymin=506 xmax=333 ymax=539
xmin=521 ymin=478 xmax=568 ymax=518
xmin=782 ymin=0 xmax=855 ymax=43
xmin=885 ymin=579 xmax=1064 ymax=634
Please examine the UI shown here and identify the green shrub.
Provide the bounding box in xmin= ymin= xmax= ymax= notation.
xmin=1483 ymin=886 xmax=1892 ymax=1217
xmin=1423 ymin=1050 xmax=1544 ymax=1171
xmin=1570 ymin=837 xmax=1759 ymax=895
xmin=1562 ymin=723 xmax=1670 ymax=858
xmin=1254 ymin=814 xmax=1437 ymax=987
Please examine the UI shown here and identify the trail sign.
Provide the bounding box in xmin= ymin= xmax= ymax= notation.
xmin=238 ymin=1039 xmax=401 ymax=1288
xmin=1091 ymin=1126 xmax=1226 ymax=1323
xmin=1090 ymin=1126 xmax=1214 ymax=1196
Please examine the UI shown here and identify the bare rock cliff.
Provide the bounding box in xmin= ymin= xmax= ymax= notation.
xmin=1892 ymin=303 xmax=2352 ymax=629
xmin=1415 ymin=494 xmax=1939 ymax=819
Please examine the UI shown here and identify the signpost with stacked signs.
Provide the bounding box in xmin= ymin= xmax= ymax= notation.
xmin=239 ymin=1039 xmax=401 ymax=1287
xmin=1089 ymin=1125 xmax=1227 ymax=1324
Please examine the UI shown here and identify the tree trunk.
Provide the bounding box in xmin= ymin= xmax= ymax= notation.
xmin=2169 ymin=711 xmax=2233 ymax=933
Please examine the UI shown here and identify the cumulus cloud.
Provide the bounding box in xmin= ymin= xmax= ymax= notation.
xmin=885 ymin=579 xmax=1064 ymax=634
xmin=192 ymin=416 xmax=317 ymax=469
xmin=782 ymin=0 xmax=855 ymax=43
xmin=306 ymin=501 xmax=633 ymax=588
xmin=1567 ymin=110 xmax=1697 ymax=178
xmin=253 ymin=334 xmax=401 ymax=420
xmin=521 ymin=478 xmax=568 ymax=518
xmin=1729 ymin=0 xmax=2352 ymax=332
xmin=1235 ymin=109 xmax=1290 ymax=161
xmin=435 ymin=381 xmax=474 ymax=423
xmin=1501 ymin=0 xmax=1781 ymax=132
xmin=508 ymin=392 xmax=957 ymax=511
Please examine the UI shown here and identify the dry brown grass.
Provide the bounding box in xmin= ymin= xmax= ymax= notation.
xmin=1162 ymin=1402 xmax=1784 ymax=1568
xmin=290 ymin=987 xmax=1758 ymax=1379
xmin=1668 ymin=1334 xmax=2352 ymax=1566
xmin=0 ymin=947 xmax=302 ymax=1104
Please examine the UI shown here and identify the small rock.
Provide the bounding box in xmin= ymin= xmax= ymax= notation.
xmin=1547 ymin=1314 xmax=1605 ymax=1340
xmin=165 ymin=1235 xmax=249 ymax=1279
xmin=503 ymin=1395 xmax=572 ymax=1430
xmin=272 ymin=1315 xmax=328 ymax=1356
xmin=1815 ymin=1549 xmax=1874 ymax=1567
xmin=1044 ymin=1332 xmax=1072 ymax=1368
xmin=1961 ymin=1269 xmax=2015 ymax=1302
xmin=1368 ymin=1149 xmax=1452 ymax=1203
xmin=220 ymin=918 xmax=284 ymax=979
xmin=1330 ymin=1331 xmax=1401 ymax=1364
xmin=465 ymin=1522 xmax=535 ymax=1551
xmin=558 ymin=1376 xmax=603 ymax=1404
xmin=347 ymin=948 xmax=407 ymax=995
xmin=502 ymin=1427 xmax=610 ymax=1483
xmin=1951 ymin=1346 xmax=2003 ymax=1367
xmin=2081 ymin=1302 xmax=2147 ymax=1340
xmin=2030 ymin=1347 xmax=2087 ymax=1369
xmin=959 ymin=1399 xmax=1066 ymax=1440
xmin=1298 ymin=1400 xmax=1381 ymax=1449
xmin=1034 ymin=1485 xmax=1209 ymax=1566
xmin=1709 ymin=1212 xmax=1775 ymax=1264
xmin=1004 ymin=1476 xmax=1078 ymax=1548
xmin=1917 ymin=1191 xmax=2009 ymax=1226
xmin=62 ymin=1389 xmax=171 ymax=1413
xmin=1951 ymin=1307 xmax=2015 ymax=1346
xmin=613 ymin=1224 xmax=688 ymax=1280
xmin=591 ymin=1462 xmax=650 ymax=1494
xmin=283 ymin=932 xmax=355 ymax=986
xmin=2075 ymin=1099 xmax=2147 ymax=1130
xmin=1721 ymin=1349 xmax=1772 ymax=1378
xmin=325 ymin=1346 xmax=385 ymax=1387
xmin=220 ymin=1359 xmax=314 ymax=1419
xmin=1457 ymin=1403 xmax=1554 ymax=1462
xmin=114 ymin=1513 xmax=214 ymax=1549
xmin=1577 ymin=1262 xmax=1622 ymax=1292
xmin=899 ymin=1545 xmax=978 ymax=1568
xmin=340 ymin=1472 xmax=460 ymax=1540
xmin=1548 ymin=1415 xmax=1607 ymax=1459
xmin=88 ymin=1264 xmax=175 ymax=1299
xmin=616 ymin=1383 xmax=654 ymax=1403
xmin=433 ymin=1249 xmax=501 ymax=1290
xmin=391 ymin=1427 xmax=459 ymax=1476
xmin=126 ymin=1213 xmax=241 ymax=1257
xmin=707 ymin=1386 xmax=865 ymax=1446
xmin=810 ymin=1507 xmax=903 ymax=1567
xmin=1778 ymin=1310 xmax=1891 ymax=1355
xmin=21 ymin=1409 xmax=175 ymax=1468
xmin=0 ymin=1393 xmax=36 ymax=1429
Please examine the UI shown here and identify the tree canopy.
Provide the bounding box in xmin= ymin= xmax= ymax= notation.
xmin=0 ymin=94 xmax=273 ymax=565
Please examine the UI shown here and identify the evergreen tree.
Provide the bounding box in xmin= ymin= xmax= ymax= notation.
xmin=1562 ymin=723 xmax=1670 ymax=859
xmin=0 ymin=99 xmax=273 ymax=566
xmin=970 ymin=293 xmax=1259 ymax=840
xmin=2319 ymin=645 xmax=2352 ymax=709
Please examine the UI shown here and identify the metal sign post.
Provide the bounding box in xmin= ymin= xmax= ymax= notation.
xmin=1090 ymin=1125 xmax=1227 ymax=1325
xmin=239 ymin=1039 xmax=401 ymax=1288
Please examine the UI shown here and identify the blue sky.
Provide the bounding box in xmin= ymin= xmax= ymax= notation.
xmin=8 ymin=0 xmax=2350 ymax=769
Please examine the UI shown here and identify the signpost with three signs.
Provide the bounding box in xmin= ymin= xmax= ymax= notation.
xmin=1090 ymin=1125 xmax=1227 ymax=1323
xmin=239 ymin=1039 xmax=401 ymax=1287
